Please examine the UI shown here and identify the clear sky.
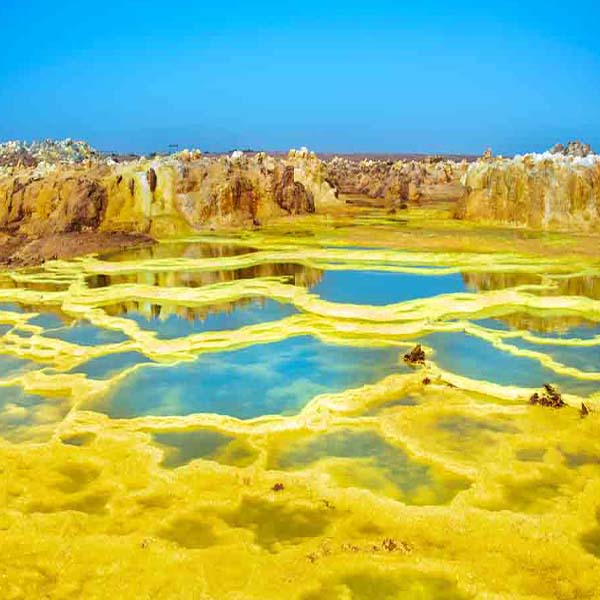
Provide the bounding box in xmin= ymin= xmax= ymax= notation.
xmin=1 ymin=0 xmax=599 ymax=155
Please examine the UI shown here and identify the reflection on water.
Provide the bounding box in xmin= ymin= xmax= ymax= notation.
xmin=99 ymin=337 xmax=405 ymax=419
xmin=510 ymin=337 xmax=600 ymax=373
xmin=462 ymin=271 xmax=542 ymax=291
xmin=473 ymin=316 xmax=600 ymax=336
xmin=1 ymin=232 xmax=600 ymax=598
xmin=312 ymin=270 xmax=467 ymax=305
xmin=86 ymin=242 xmax=324 ymax=329
xmin=463 ymin=271 xmax=600 ymax=299
xmin=0 ymin=386 xmax=69 ymax=443
xmin=0 ymin=355 xmax=35 ymax=379
xmin=425 ymin=331 xmax=599 ymax=396
xmin=0 ymin=271 xmax=71 ymax=293
xmin=107 ymin=298 xmax=295 ymax=339
xmin=70 ymin=351 xmax=150 ymax=380
xmin=86 ymin=262 xmax=323 ymax=290
xmin=555 ymin=275 xmax=600 ymax=299
xmin=44 ymin=321 xmax=129 ymax=346
xmin=99 ymin=240 xmax=259 ymax=261
xmin=464 ymin=272 xmax=600 ymax=332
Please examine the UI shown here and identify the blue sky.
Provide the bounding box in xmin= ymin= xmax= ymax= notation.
xmin=1 ymin=0 xmax=599 ymax=154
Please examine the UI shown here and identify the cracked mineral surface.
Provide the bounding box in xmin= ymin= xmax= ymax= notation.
xmin=0 ymin=202 xmax=599 ymax=599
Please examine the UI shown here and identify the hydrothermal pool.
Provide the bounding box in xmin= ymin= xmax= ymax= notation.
xmin=99 ymin=298 xmax=297 ymax=339
xmin=1 ymin=230 xmax=600 ymax=599
xmin=98 ymin=337 xmax=407 ymax=419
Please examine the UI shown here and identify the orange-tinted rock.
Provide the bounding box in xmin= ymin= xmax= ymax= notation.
xmin=275 ymin=166 xmax=315 ymax=214
xmin=0 ymin=150 xmax=336 ymax=242
xmin=457 ymin=148 xmax=600 ymax=231
xmin=0 ymin=168 xmax=109 ymax=236
xmin=322 ymin=155 xmax=468 ymax=205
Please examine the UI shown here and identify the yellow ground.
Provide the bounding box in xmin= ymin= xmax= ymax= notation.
xmin=1 ymin=204 xmax=600 ymax=599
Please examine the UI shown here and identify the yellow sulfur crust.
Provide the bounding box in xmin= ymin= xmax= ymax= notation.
xmin=1 ymin=211 xmax=600 ymax=599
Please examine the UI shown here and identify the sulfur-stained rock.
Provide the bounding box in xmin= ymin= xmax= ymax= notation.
xmin=287 ymin=148 xmax=342 ymax=209
xmin=403 ymin=344 xmax=426 ymax=366
xmin=456 ymin=144 xmax=600 ymax=231
xmin=323 ymin=155 xmax=469 ymax=206
xmin=275 ymin=166 xmax=315 ymax=214
xmin=0 ymin=145 xmax=336 ymax=248
xmin=550 ymin=140 xmax=594 ymax=158
xmin=0 ymin=138 xmax=99 ymax=166
xmin=0 ymin=170 xmax=109 ymax=236
xmin=146 ymin=168 xmax=158 ymax=193
xmin=529 ymin=384 xmax=566 ymax=409
xmin=481 ymin=148 xmax=493 ymax=162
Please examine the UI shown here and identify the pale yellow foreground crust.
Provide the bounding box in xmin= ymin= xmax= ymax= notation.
xmin=1 ymin=206 xmax=600 ymax=599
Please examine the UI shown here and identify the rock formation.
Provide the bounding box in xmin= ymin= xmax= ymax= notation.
xmin=2 ymin=137 xmax=599 ymax=266
xmin=0 ymin=145 xmax=338 ymax=242
xmin=549 ymin=140 xmax=594 ymax=158
xmin=286 ymin=148 xmax=341 ymax=207
xmin=403 ymin=344 xmax=426 ymax=365
xmin=0 ymin=138 xmax=98 ymax=167
xmin=0 ymin=141 xmax=344 ymax=265
xmin=456 ymin=143 xmax=600 ymax=231
xmin=529 ymin=384 xmax=566 ymax=409
xmin=322 ymin=155 xmax=469 ymax=206
xmin=274 ymin=165 xmax=315 ymax=214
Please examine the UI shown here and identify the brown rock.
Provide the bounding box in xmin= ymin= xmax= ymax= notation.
xmin=274 ymin=166 xmax=315 ymax=214
xmin=0 ymin=149 xmax=336 ymax=265
xmin=482 ymin=148 xmax=493 ymax=161
xmin=323 ymin=155 xmax=468 ymax=206
xmin=146 ymin=168 xmax=157 ymax=192
xmin=529 ymin=384 xmax=566 ymax=409
xmin=456 ymin=152 xmax=600 ymax=231
xmin=403 ymin=344 xmax=426 ymax=365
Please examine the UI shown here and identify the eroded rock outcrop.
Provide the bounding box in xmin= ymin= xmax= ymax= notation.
xmin=529 ymin=384 xmax=566 ymax=409
xmin=274 ymin=166 xmax=315 ymax=214
xmin=0 ymin=138 xmax=99 ymax=167
xmin=0 ymin=142 xmax=340 ymax=265
xmin=322 ymin=155 xmax=469 ymax=206
xmin=456 ymin=143 xmax=600 ymax=231
xmin=0 ymin=171 xmax=109 ymax=237
xmin=0 ymin=148 xmax=337 ymax=241
xmin=549 ymin=140 xmax=594 ymax=158
xmin=287 ymin=148 xmax=341 ymax=207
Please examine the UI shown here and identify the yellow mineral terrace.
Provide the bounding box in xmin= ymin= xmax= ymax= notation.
xmin=1 ymin=210 xmax=599 ymax=599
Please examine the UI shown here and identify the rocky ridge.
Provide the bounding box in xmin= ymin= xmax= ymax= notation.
xmin=0 ymin=146 xmax=342 ymax=238
xmin=456 ymin=142 xmax=600 ymax=231
xmin=1 ymin=138 xmax=599 ymax=266
xmin=321 ymin=153 xmax=469 ymax=205
xmin=0 ymin=138 xmax=99 ymax=168
xmin=0 ymin=141 xmax=346 ymax=265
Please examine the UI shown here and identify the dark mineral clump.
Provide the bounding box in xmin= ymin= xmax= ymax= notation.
xmin=403 ymin=344 xmax=426 ymax=365
xmin=146 ymin=168 xmax=158 ymax=193
xmin=529 ymin=384 xmax=566 ymax=409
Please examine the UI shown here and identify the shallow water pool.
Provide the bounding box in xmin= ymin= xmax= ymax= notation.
xmin=1 ymin=233 xmax=599 ymax=599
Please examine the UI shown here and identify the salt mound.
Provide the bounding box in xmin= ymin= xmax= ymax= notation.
xmin=0 ymin=138 xmax=99 ymax=166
